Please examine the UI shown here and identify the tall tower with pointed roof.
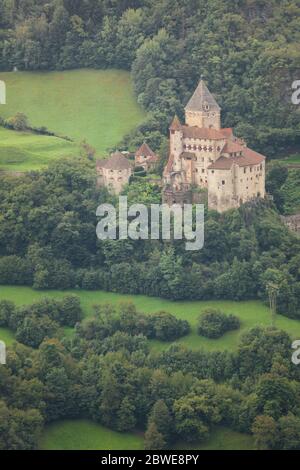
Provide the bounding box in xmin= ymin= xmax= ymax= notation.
xmin=185 ymin=79 xmax=221 ymax=129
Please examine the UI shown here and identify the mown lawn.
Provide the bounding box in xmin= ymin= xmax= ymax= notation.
xmin=39 ymin=420 xmax=144 ymax=451
xmin=0 ymin=69 xmax=145 ymax=159
xmin=1 ymin=285 xmax=300 ymax=352
xmin=0 ymin=127 xmax=77 ymax=171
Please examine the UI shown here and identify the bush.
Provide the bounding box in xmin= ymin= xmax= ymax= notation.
xmin=197 ymin=309 xmax=240 ymax=339
xmin=149 ymin=311 xmax=190 ymax=341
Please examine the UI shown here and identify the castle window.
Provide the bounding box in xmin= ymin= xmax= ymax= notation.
xmin=217 ymin=146 xmax=221 ymax=151
xmin=244 ymin=168 xmax=246 ymax=174
xmin=193 ymin=145 xmax=197 ymax=150
xmin=199 ymin=146 xmax=202 ymax=151
xmin=183 ymin=144 xmax=186 ymax=149
xmin=204 ymin=146 xmax=207 ymax=151
xmin=211 ymin=171 xmax=214 ymax=174
xmin=171 ymin=130 xmax=175 ymax=135
xmin=202 ymin=169 xmax=205 ymax=173
xmin=209 ymin=146 xmax=213 ymax=152
xmin=222 ymin=180 xmax=225 ymax=185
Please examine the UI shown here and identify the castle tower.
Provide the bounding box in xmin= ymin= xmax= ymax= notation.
xmin=169 ymin=115 xmax=183 ymax=172
xmin=185 ymin=79 xmax=221 ymax=129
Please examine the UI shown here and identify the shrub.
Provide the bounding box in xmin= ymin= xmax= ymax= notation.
xmin=149 ymin=311 xmax=190 ymax=341
xmin=197 ymin=309 xmax=240 ymax=339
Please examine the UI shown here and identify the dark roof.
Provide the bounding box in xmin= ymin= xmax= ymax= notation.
xmin=185 ymin=80 xmax=221 ymax=112
xmin=135 ymin=142 xmax=156 ymax=158
xmin=97 ymin=152 xmax=132 ymax=171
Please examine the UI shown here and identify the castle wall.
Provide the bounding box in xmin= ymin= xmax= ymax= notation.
xmin=101 ymin=167 xmax=132 ymax=194
xmin=235 ymin=161 xmax=265 ymax=205
xmin=207 ymin=161 xmax=266 ymax=212
xmin=207 ymin=166 xmax=238 ymax=213
xmin=185 ymin=110 xmax=221 ymax=129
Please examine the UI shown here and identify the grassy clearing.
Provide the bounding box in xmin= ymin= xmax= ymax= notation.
xmin=1 ymin=286 xmax=300 ymax=352
xmin=0 ymin=326 xmax=15 ymax=345
xmin=176 ymin=426 xmax=255 ymax=450
xmin=0 ymin=69 xmax=145 ymax=158
xmin=39 ymin=420 xmax=144 ymax=451
xmin=0 ymin=127 xmax=76 ymax=171
xmin=39 ymin=420 xmax=254 ymax=451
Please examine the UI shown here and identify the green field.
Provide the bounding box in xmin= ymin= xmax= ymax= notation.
xmin=39 ymin=420 xmax=254 ymax=451
xmin=177 ymin=427 xmax=255 ymax=450
xmin=0 ymin=127 xmax=77 ymax=171
xmin=0 ymin=326 xmax=15 ymax=345
xmin=0 ymin=69 xmax=146 ymax=170
xmin=1 ymin=285 xmax=300 ymax=352
xmin=39 ymin=420 xmax=144 ymax=451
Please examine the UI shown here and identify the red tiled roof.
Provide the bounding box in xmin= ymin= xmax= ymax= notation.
xmin=97 ymin=152 xmax=132 ymax=171
xmin=220 ymin=128 xmax=233 ymax=138
xmin=164 ymin=154 xmax=174 ymax=175
xmin=182 ymin=125 xmax=226 ymax=140
xmin=170 ymin=115 xmax=182 ymax=130
xmin=222 ymin=141 xmax=244 ymax=155
xmin=135 ymin=142 xmax=156 ymax=158
xmin=208 ymin=146 xmax=265 ymax=170
xmin=208 ymin=157 xmax=234 ymax=170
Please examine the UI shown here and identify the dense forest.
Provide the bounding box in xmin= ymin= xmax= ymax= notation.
xmin=2 ymin=297 xmax=300 ymax=450
xmin=0 ymin=0 xmax=300 ymax=157
xmin=0 ymin=158 xmax=299 ymax=319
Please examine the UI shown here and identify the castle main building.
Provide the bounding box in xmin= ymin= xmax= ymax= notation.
xmin=163 ymin=80 xmax=266 ymax=212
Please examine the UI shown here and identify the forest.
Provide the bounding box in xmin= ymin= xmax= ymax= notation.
xmin=1 ymin=296 xmax=300 ymax=450
xmin=0 ymin=158 xmax=299 ymax=319
xmin=0 ymin=0 xmax=300 ymax=451
xmin=0 ymin=0 xmax=299 ymax=158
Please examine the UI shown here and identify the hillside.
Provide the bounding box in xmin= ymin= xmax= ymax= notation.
xmin=0 ymin=127 xmax=76 ymax=171
xmin=0 ymin=69 xmax=146 ymax=155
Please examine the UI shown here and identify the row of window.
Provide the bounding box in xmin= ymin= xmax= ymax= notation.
xmin=183 ymin=144 xmax=221 ymax=152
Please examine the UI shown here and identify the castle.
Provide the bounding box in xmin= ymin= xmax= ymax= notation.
xmin=163 ymin=80 xmax=266 ymax=212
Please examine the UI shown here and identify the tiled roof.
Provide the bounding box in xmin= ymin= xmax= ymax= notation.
xmin=97 ymin=152 xmax=132 ymax=171
xmin=170 ymin=115 xmax=182 ymax=130
xmin=182 ymin=125 xmax=226 ymax=140
xmin=208 ymin=145 xmax=265 ymax=170
xmin=185 ymin=80 xmax=221 ymax=112
xmin=208 ymin=157 xmax=234 ymax=170
xmin=164 ymin=154 xmax=174 ymax=175
xmin=222 ymin=141 xmax=244 ymax=155
xmin=135 ymin=142 xmax=156 ymax=158
xmin=220 ymin=128 xmax=233 ymax=138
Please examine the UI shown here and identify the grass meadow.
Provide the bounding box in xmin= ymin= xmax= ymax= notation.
xmin=1 ymin=285 xmax=300 ymax=352
xmin=0 ymin=69 xmax=146 ymax=170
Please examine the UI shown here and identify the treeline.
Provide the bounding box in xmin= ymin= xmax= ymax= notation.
xmin=1 ymin=302 xmax=300 ymax=449
xmin=0 ymin=158 xmax=299 ymax=318
xmin=0 ymin=0 xmax=300 ymax=157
